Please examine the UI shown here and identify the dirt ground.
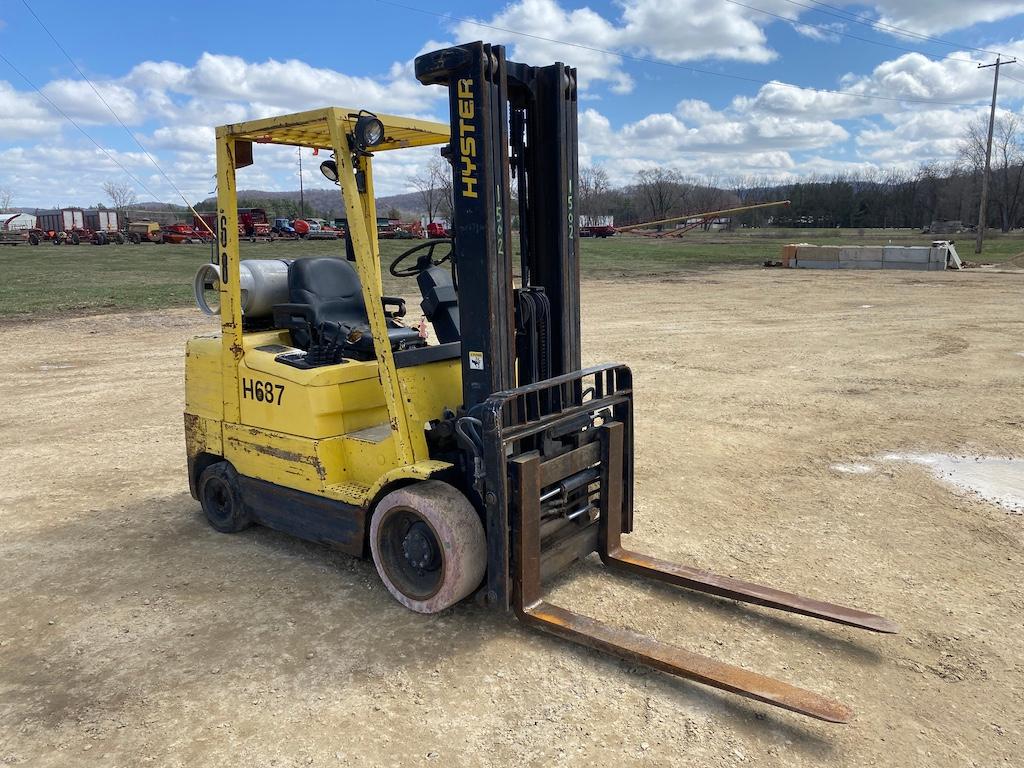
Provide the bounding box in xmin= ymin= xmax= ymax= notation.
xmin=2 ymin=267 xmax=1022 ymax=767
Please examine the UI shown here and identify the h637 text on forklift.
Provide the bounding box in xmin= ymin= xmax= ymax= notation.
xmin=185 ymin=41 xmax=897 ymax=724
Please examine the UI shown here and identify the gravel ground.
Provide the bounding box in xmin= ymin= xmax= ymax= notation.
xmin=2 ymin=267 xmax=1022 ymax=767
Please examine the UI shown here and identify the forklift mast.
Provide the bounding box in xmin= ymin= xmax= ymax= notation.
xmin=416 ymin=42 xmax=895 ymax=724
xmin=415 ymin=42 xmax=581 ymax=409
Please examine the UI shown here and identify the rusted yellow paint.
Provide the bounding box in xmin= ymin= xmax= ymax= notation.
xmin=216 ymin=107 xmax=448 ymax=153
xmin=185 ymin=105 xmax=458 ymax=511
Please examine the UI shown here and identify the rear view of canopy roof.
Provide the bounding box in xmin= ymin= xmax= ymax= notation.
xmin=217 ymin=107 xmax=449 ymax=152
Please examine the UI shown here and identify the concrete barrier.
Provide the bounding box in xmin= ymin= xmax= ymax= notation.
xmin=786 ymin=242 xmax=953 ymax=271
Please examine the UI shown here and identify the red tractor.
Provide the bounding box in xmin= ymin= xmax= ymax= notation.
xmin=426 ymin=221 xmax=449 ymax=238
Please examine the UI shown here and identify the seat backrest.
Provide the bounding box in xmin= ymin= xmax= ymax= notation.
xmin=417 ymin=265 xmax=460 ymax=343
xmin=289 ymin=257 xmax=369 ymax=328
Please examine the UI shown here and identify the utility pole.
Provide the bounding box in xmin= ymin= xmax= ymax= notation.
xmin=298 ymin=148 xmax=305 ymax=219
xmin=975 ymin=55 xmax=1016 ymax=254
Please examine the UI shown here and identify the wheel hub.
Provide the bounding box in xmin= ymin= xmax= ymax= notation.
xmin=402 ymin=521 xmax=440 ymax=570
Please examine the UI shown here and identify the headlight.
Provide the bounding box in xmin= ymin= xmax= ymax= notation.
xmin=320 ymin=159 xmax=339 ymax=183
xmin=354 ymin=113 xmax=385 ymax=148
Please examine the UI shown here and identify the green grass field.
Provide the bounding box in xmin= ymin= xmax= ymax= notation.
xmin=2 ymin=228 xmax=1021 ymax=318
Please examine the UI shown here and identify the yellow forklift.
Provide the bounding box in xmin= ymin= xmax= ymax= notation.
xmin=185 ymin=42 xmax=896 ymax=723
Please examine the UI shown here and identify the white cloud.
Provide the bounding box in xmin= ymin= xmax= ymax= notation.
xmin=3 ymin=5 xmax=1024 ymax=205
xmin=578 ymin=97 xmax=849 ymax=184
xmin=41 ymin=79 xmax=145 ymax=124
xmin=855 ymin=107 xmax=989 ymax=164
xmin=870 ymin=1 xmax=1024 ymax=36
xmin=616 ymin=0 xmax=787 ymax=64
xmin=740 ymin=46 xmax=1024 ymax=121
xmin=449 ymin=0 xmax=808 ymax=93
xmin=452 ymin=0 xmax=633 ymax=93
xmin=0 ymin=145 xmax=158 ymax=205
xmin=0 ymin=81 xmax=55 ymax=139
xmin=793 ymin=22 xmax=845 ymax=43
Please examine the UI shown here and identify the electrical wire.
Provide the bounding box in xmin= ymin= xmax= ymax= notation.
xmin=376 ymin=0 xmax=990 ymax=108
xmin=0 ymin=52 xmax=165 ymax=204
xmin=722 ymin=0 xmax=985 ymax=65
xmin=19 ymin=0 xmax=214 ymax=234
xmin=778 ymin=0 xmax=1006 ymax=56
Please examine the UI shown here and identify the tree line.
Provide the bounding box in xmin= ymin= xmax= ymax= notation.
xmin=407 ymin=111 xmax=1024 ymax=233
xmin=578 ymin=112 xmax=1024 ymax=232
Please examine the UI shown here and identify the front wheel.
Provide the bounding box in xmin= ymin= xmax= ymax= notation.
xmin=197 ymin=461 xmax=252 ymax=533
xmin=370 ymin=481 xmax=486 ymax=614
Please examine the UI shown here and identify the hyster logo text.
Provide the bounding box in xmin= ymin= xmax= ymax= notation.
xmin=457 ymin=78 xmax=478 ymax=199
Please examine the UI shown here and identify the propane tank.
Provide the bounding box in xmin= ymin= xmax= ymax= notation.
xmin=193 ymin=259 xmax=291 ymax=318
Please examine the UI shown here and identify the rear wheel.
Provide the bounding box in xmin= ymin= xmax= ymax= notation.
xmin=198 ymin=461 xmax=252 ymax=533
xmin=70 ymin=232 xmax=80 ymax=245
xmin=130 ymin=232 xmax=141 ymax=244
xmin=370 ymin=481 xmax=486 ymax=614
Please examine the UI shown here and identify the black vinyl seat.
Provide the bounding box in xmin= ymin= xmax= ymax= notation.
xmin=274 ymin=258 xmax=422 ymax=359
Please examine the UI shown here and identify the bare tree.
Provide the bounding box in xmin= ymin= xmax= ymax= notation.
xmin=578 ymin=165 xmax=610 ymax=218
xmin=102 ymin=180 xmax=137 ymax=213
xmin=633 ymin=167 xmax=687 ymax=227
xmin=435 ymin=160 xmax=454 ymax=222
xmin=0 ymin=187 xmax=13 ymax=211
xmin=411 ymin=158 xmax=450 ymax=223
xmin=959 ymin=112 xmax=1024 ymax=232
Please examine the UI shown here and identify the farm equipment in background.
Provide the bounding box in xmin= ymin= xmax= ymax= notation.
xmin=425 ymin=221 xmax=449 ymax=238
xmin=184 ymin=42 xmax=896 ymax=726
xmin=271 ymin=218 xmax=297 ymax=238
xmin=0 ymin=214 xmax=29 ymax=245
xmin=579 ymin=216 xmax=616 ymax=238
xmin=617 ymin=200 xmax=791 ymax=238
xmin=375 ymin=216 xmax=403 ymax=239
xmin=293 ymin=218 xmax=339 ymax=240
xmin=84 ymin=209 xmax=126 ymax=244
xmin=196 ymin=209 xmax=271 ymax=239
xmin=162 ymin=223 xmax=209 ymax=244
xmin=127 ymin=220 xmax=164 ymax=244
xmin=240 ymin=208 xmax=272 ymax=239
xmin=34 ymin=208 xmax=87 ymax=245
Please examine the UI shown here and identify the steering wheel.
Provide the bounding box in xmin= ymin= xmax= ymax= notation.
xmin=389 ymin=239 xmax=453 ymax=277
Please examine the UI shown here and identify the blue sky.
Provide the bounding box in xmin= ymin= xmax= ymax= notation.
xmin=1 ymin=0 xmax=1023 ymax=207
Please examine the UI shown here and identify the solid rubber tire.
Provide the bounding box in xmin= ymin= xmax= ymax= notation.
xmin=370 ymin=481 xmax=486 ymax=614
xmin=197 ymin=461 xmax=252 ymax=533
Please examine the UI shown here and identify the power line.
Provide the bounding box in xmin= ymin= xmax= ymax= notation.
xmin=377 ymin=0 xmax=988 ymax=108
xmin=974 ymin=55 xmax=1016 ymax=255
xmin=19 ymin=0 xmax=211 ymax=230
xmin=0 ymin=52 xmax=166 ymax=204
xmin=780 ymin=0 xmax=1005 ymax=56
xmin=723 ymin=0 xmax=983 ymax=65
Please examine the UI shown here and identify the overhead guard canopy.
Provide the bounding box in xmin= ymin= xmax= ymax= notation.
xmin=216 ymin=107 xmax=449 ymax=153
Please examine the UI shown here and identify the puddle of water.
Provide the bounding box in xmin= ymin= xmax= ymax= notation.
xmin=859 ymin=304 xmax=874 ymax=308
xmin=881 ymin=453 xmax=1024 ymax=514
xmin=38 ymin=363 xmax=74 ymax=371
xmin=831 ymin=463 xmax=875 ymax=474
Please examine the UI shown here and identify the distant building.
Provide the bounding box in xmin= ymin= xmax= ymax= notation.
xmin=0 ymin=212 xmax=36 ymax=230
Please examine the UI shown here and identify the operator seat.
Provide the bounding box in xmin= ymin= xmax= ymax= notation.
xmin=277 ymin=257 xmax=421 ymax=357
xmin=417 ymin=264 xmax=460 ymax=344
